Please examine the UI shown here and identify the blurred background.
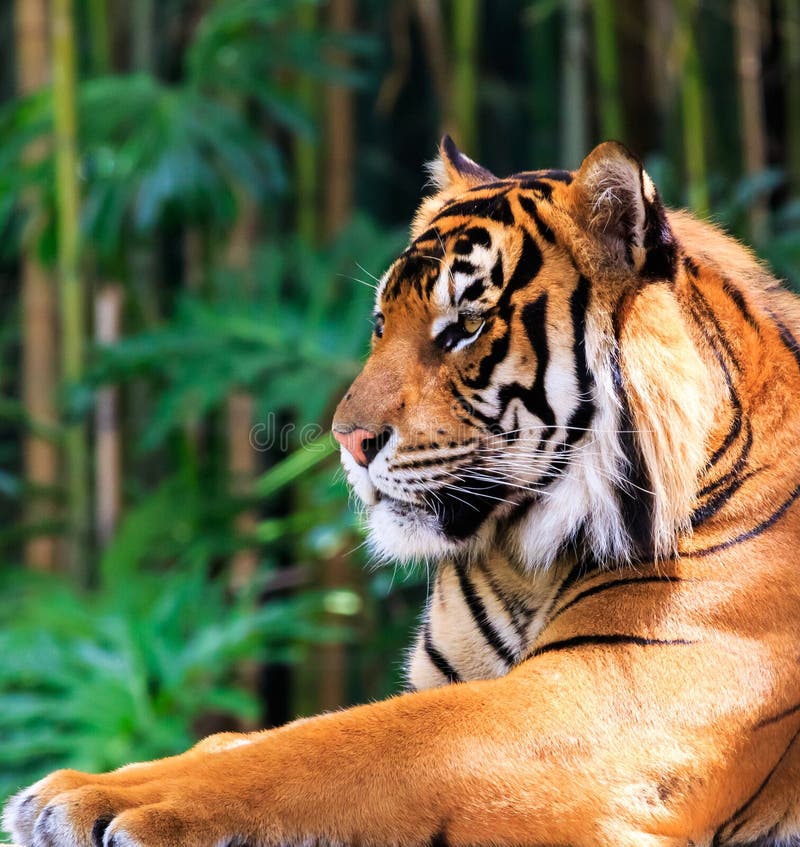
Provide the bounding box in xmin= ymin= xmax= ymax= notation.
xmin=1 ymin=0 xmax=799 ymax=817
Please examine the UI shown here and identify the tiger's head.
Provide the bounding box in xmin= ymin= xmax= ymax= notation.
xmin=333 ymin=138 xmax=716 ymax=568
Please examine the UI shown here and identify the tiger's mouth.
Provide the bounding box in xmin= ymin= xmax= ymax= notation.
xmin=373 ymin=469 xmax=511 ymax=540
xmin=339 ymin=445 xmax=529 ymax=553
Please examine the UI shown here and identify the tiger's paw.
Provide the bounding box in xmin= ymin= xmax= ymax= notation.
xmin=3 ymin=773 xmax=233 ymax=847
xmin=3 ymin=770 xmax=104 ymax=846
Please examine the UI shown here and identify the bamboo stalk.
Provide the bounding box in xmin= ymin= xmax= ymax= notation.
xmin=15 ymin=0 xmax=60 ymax=572
xmin=561 ymin=0 xmax=588 ymax=168
xmin=226 ymin=197 xmax=259 ymax=593
xmin=294 ymin=2 xmax=318 ymax=244
xmin=675 ymin=0 xmax=710 ymax=217
xmin=782 ymin=0 xmax=800 ymax=194
xmin=132 ymin=0 xmax=155 ymax=73
xmin=94 ymin=286 xmax=123 ymax=548
xmin=323 ymin=0 xmax=356 ymax=239
xmin=451 ymin=0 xmax=480 ymax=152
xmin=592 ymin=0 xmax=624 ymax=140
xmin=87 ymin=0 xmax=122 ymax=554
xmin=319 ymin=0 xmax=359 ymax=712
xmin=646 ymin=0 xmax=677 ymax=150
xmin=414 ymin=0 xmax=450 ymax=133
xmin=735 ymin=0 xmax=768 ymax=242
xmin=52 ymin=0 xmax=89 ymax=579
xmin=526 ymin=0 xmax=559 ymax=165
xmin=87 ymin=0 xmax=111 ymax=75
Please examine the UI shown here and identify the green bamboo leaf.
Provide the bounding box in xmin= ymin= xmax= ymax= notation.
xmin=254 ymin=435 xmax=337 ymax=498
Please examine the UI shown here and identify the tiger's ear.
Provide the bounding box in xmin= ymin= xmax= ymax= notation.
xmin=429 ymin=135 xmax=496 ymax=190
xmin=412 ymin=136 xmax=495 ymax=239
xmin=571 ymin=141 xmax=676 ymax=279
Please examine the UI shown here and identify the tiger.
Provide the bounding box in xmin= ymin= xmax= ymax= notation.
xmin=5 ymin=137 xmax=800 ymax=847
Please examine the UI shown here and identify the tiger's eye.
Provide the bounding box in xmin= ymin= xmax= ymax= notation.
xmin=461 ymin=316 xmax=484 ymax=335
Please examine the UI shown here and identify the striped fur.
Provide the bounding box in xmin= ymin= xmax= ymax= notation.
xmin=6 ymin=139 xmax=800 ymax=847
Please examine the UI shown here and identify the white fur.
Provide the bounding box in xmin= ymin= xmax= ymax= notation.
xmin=405 ymin=555 xmax=569 ymax=691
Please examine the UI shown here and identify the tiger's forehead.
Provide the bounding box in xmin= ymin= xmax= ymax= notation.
xmin=375 ymin=168 xmax=573 ymax=316
xmin=378 ymin=225 xmax=505 ymax=316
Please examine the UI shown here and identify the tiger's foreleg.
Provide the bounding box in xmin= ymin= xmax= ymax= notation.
xmin=2 ymin=654 xmax=756 ymax=847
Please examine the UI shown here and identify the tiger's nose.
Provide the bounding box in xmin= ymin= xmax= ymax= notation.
xmin=333 ymin=427 xmax=392 ymax=467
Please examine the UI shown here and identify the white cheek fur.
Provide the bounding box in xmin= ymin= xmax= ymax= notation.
xmin=339 ymin=448 xmax=380 ymax=506
xmin=366 ymin=500 xmax=460 ymax=563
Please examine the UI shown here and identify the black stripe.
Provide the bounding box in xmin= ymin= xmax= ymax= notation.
xmin=532 ymin=633 xmax=696 ymax=658
xmin=490 ymin=254 xmax=504 ymax=287
xmin=423 ymin=622 xmax=461 ymax=684
xmin=692 ymin=420 xmax=753 ymax=525
xmin=722 ymin=279 xmax=761 ymax=333
xmin=611 ymin=309 xmax=655 ymax=559
xmin=433 ymin=194 xmax=514 ymax=226
xmin=461 ymin=232 xmax=543 ymax=392
xmin=712 ymin=726 xmax=800 ymax=847
xmin=454 ymin=562 xmax=516 ymax=665
xmin=459 ymin=277 xmax=486 ymax=303
xmin=476 ymin=562 xmax=530 ymax=638
xmin=552 ymin=558 xmax=599 ymax=606
xmin=390 ymin=454 xmax=469 ymax=471
xmin=528 ymin=438 xmax=571 ymax=492
xmin=688 ymin=288 xmax=744 ymax=475
xmin=697 ymin=430 xmax=754 ymax=498
xmin=466 ymin=180 xmax=510 ymax=192
xmin=541 ymin=169 xmax=573 ymax=184
xmin=690 ymin=282 xmax=744 ymax=374
xmin=494 ymin=293 xmax=556 ymax=427
xmin=640 ymin=180 xmax=677 ymax=281
xmin=414 ymin=227 xmax=442 ymax=245
xmin=463 ymin=226 xmax=492 ymax=249
xmin=566 ymin=276 xmax=595 ymax=444
xmin=755 ymin=701 xmax=800 ymax=730
xmin=461 ymin=332 xmax=510 ymax=390
xmin=428 ymin=828 xmax=450 ymax=847
xmin=517 ymin=194 xmax=556 ymax=244
xmin=454 ymin=236 xmax=472 ymax=255
xmin=767 ymin=309 xmax=800 ymax=372
xmin=549 ymin=575 xmax=683 ymax=624
xmin=512 ymin=170 xmax=574 ymax=185
xmin=451 ymin=259 xmax=476 ymax=276
xmin=515 ymin=177 xmax=554 ymax=198
xmin=449 ymin=380 xmax=500 ymax=430
xmin=683 ymin=255 xmax=699 ymax=276
xmin=687 ymin=483 xmax=800 ymax=557
xmin=700 ymin=346 xmax=742 ymax=471
xmin=383 ymin=253 xmax=437 ymax=302
xmin=499 ymin=230 xmax=543 ymax=303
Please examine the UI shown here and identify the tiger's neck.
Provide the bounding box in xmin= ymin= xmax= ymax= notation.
xmin=406 ymin=551 xmax=574 ymax=689
xmin=677 ymin=253 xmax=800 ymax=555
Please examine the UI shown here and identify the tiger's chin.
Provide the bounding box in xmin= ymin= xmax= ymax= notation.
xmin=340 ymin=449 xmax=496 ymax=563
xmin=365 ymin=496 xmax=478 ymax=563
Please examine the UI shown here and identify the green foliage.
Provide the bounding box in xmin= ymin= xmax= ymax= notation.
xmin=0 ymin=74 xmax=281 ymax=267
xmin=81 ymin=218 xmax=403 ymax=447
xmin=0 ymin=564 xmax=343 ymax=803
xmin=0 ymin=0 xmax=377 ymax=271
xmin=188 ymin=0 xmax=376 ymax=108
